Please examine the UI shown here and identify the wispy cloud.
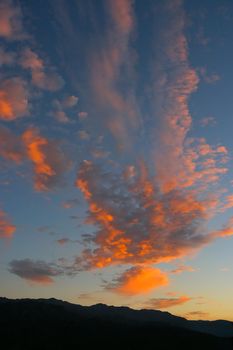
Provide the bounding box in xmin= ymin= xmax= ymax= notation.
xmin=185 ymin=310 xmax=209 ymax=319
xmin=145 ymin=295 xmax=191 ymax=309
xmin=200 ymin=116 xmax=216 ymax=127
xmin=170 ymin=265 xmax=196 ymax=275
xmin=0 ymin=209 xmax=16 ymax=238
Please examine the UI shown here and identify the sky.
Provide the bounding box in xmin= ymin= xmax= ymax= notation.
xmin=0 ymin=0 xmax=233 ymax=322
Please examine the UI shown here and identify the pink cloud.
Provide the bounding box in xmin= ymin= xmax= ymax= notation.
xmin=0 ymin=0 xmax=26 ymax=40
xmin=20 ymin=48 xmax=64 ymax=91
xmin=0 ymin=77 xmax=29 ymax=121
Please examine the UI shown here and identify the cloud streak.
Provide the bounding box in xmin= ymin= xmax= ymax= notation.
xmin=0 ymin=209 xmax=16 ymax=239
xmin=145 ymin=295 xmax=191 ymax=309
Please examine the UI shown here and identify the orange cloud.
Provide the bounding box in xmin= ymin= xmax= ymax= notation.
xmin=170 ymin=265 xmax=196 ymax=274
xmin=27 ymin=276 xmax=54 ymax=285
xmin=152 ymin=3 xmax=227 ymax=194
xmin=185 ymin=311 xmax=209 ymax=320
xmin=0 ymin=209 xmax=16 ymax=238
xmin=0 ymin=126 xmax=70 ymax=191
xmin=0 ymin=77 xmax=29 ymax=120
xmin=76 ymin=160 xmax=217 ymax=271
xmin=146 ymin=295 xmax=191 ymax=309
xmin=22 ymin=127 xmax=70 ymax=191
xmin=57 ymin=238 xmax=70 ymax=245
xmin=113 ymin=266 xmax=168 ymax=295
xmin=0 ymin=0 xmax=25 ymax=40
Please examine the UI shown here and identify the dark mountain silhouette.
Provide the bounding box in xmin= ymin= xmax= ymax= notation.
xmin=0 ymin=297 xmax=232 ymax=349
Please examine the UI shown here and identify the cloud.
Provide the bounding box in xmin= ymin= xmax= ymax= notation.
xmin=89 ymin=0 xmax=140 ymax=149
xmin=78 ymin=130 xmax=90 ymax=140
xmin=78 ymin=111 xmax=88 ymax=119
xmin=22 ymin=127 xmax=70 ymax=191
xmin=72 ymin=1 xmax=233 ymax=297
xmin=76 ymin=160 xmax=221 ymax=272
xmin=0 ymin=126 xmax=24 ymax=162
xmin=61 ymin=95 xmax=78 ymax=108
xmin=198 ymin=67 xmax=220 ymax=84
xmin=51 ymin=95 xmax=78 ymax=123
xmin=0 ymin=77 xmax=29 ymax=121
xmin=0 ymin=125 xmax=71 ymax=191
xmin=200 ymin=117 xmax=216 ymax=127
xmin=57 ymin=238 xmax=70 ymax=245
xmin=108 ymin=266 xmax=168 ymax=295
xmin=213 ymin=216 xmax=233 ymax=238
xmin=0 ymin=0 xmax=26 ymax=40
xmin=62 ymin=199 xmax=79 ymax=209
xmin=0 ymin=209 xmax=16 ymax=238
xmin=0 ymin=47 xmax=15 ymax=66
xmin=56 ymin=238 xmax=79 ymax=245
xmin=8 ymin=259 xmax=63 ymax=285
xmin=145 ymin=295 xmax=191 ymax=309
xmin=53 ymin=110 xmax=70 ymax=124
xmin=185 ymin=311 xmax=209 ymax=319
xmin=20 ymin=48 xmax=64 ymax=91
xmin=170 ymin=265 xmax=196 ymax=274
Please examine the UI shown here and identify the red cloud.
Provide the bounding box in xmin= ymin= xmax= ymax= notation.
xmin=0 ymin=209 xmax=16 ymax=238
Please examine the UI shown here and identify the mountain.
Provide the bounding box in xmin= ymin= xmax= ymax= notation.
xmin=0 ymin=297 xmax=232 ymax=349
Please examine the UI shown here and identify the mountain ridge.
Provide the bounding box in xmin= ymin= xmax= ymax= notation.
xmin=1 ymin=297 xmax=233 ymax=349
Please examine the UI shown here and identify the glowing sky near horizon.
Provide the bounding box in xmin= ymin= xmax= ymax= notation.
xmin=1 ymin=0 xmax=233 ymax=321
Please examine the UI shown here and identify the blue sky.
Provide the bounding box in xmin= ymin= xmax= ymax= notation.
xmin=0 ymin=0 xmax=233 ymax=321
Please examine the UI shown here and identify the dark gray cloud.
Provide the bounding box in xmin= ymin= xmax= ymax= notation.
xmin=9 ymin=259 xmax=63 ymax=284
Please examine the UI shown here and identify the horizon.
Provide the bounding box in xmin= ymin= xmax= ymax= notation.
xmin=0 ymin=295 xmax=231 ymax=323
xmin=1 ymin=0 xmax=233 ymax=323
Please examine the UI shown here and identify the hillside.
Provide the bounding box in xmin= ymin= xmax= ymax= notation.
xmin=0 ymin=297 xmax=233 ymax=349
